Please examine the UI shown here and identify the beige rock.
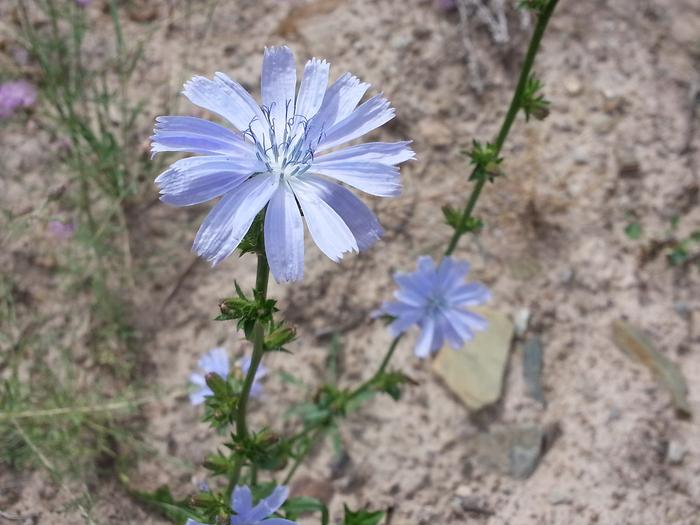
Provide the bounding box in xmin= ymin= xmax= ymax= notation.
xmin=432 ymin=308 xmax=514 ymax=410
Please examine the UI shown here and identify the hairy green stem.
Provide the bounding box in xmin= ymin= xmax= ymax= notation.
xmin=444 ymin=0 xmax=559 ymax=257
xmin=229 ymin=251 xmax=270 ymax=491
xmin=235 ymin=252 xmax=270 ymax=439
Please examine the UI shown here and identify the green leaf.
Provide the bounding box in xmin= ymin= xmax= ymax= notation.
xmin=624 ymin=222 xmax=642 ymax=240
xmin=667 ymin=245 xmax=689 ymax=266
xmin=284 ymin=496 xmax=329 ymax=524
xmin=442 ymin=205 xmax=484 ymax=234
xmin=130 ymin=485 xmax=202 ymax=524
xmin=341 ymin=504 xmax=385 ymax=525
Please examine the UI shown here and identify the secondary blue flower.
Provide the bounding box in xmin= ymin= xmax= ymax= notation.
xmin=152 ymin=46 xmax=413 ymax=283
xmin=237 ymin=354 xmax=267 ymax=399
xmin=188 ymin=347 xmax=230 ymax=405
xmin=378 ymin=256 xmax=491 ymax=358
xmin=186 ymin=485 xmax=295 ymax=525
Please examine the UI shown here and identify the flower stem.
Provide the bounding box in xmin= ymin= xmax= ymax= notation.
xmin=236 ymin=252 xmax=270 ymax=439
xmin=229 ymin=251 xmax=270 ymax=491
xmin=444 ymin=0 xmax=559 ymax=257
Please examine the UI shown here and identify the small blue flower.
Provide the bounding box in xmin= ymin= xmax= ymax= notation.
xmin=186 ymin=485 xmax=295 ymax=525
xmin=152 ymin=46 xmax=413 ymax=283
xmin=237 ymin=355 xmax=267 ymax=399
xmin=189 ymin=347 xmax=230 ymax=405
xmin=378 ymin=256 xmax=491 ymax=358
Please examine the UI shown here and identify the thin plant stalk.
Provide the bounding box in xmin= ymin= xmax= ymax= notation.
xmin=444 ymin=0 xmax=559 ymax=257
xmin=229 ymin=250 xmax=270 ymax=490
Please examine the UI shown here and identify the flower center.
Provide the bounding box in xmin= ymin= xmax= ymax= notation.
xmin=426 ymin=295 xmax=447 ymax=314
xmin=245 ymin=100 xmax=317 ymax=183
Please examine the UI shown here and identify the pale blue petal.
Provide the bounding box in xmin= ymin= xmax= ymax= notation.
xmin=247 ymin=486 xmax=289 ymax=523
xmin=454 ymin=309 xmax=489 ymax=331
xmin=443 ymin=309 xmax=481 ymax=342
xmin=156 ymin=156 xmax=263 ymax=207
xmin=393 ymin=273 xmax=431 ymax=304
xmin=186 ymin=519 xmax=209 ymax=525
xmin=290 ymin=179 xmax=358 ymax=262
xmin=436 ymin=257 xmax=468 ymax=282
xmin=430 ymin=321 xmax=445 ymax=353
xmin=414 ymin=317 xmax=435 ymax=358
xmin=237 ymin=356 xmax=268 ymax=379
xmin=213 ymin=72 xmax=271 ymax=142
xmin=317 ymin=95 xmax=395 ymax=151
xmin=320 ymin=72 xmax=369 ymax=126
xmin=183 ymin=76 xmax=265 ymax=141
xmin=299 ymin=175 xmax=383 ymax=251
xmin=309 ymin=161 xmax=400 ymax=197
xmin=393 ymin=288 xmax=427 ymax=307
xmin=438 ymin=312 xmax=464 ymax=349
xmin=313 ymin=141 xmax=414 ymax=166
xmin=261 ymin=519 xmax=297 ymax=525
xmin=193 ymin=175 xmax=278 ymax=265
xmin=151 ymin=116 xmax=254 ymax=157
xmin=387 ymin=307 xmax=423 ymax=337
xmin=265 ymin=184 xmax=305 ymax=283
xmin=304 ymin=72 xmax=369 ymax=147
xmin=232 ymin=485 xmax=254 ymax=516
xmin=295 ymin=58 xmax=329 ymax=121
xmin=189 ymin=372 xmax=206 ymax=387
xmin=381 ymin=300 xmax=418 ymax=318
xmin=416 ymin=256 xmax=436 ymax=274
xmin=189 ymin=386 xmax=211 ymax=405
xmin=250 ymin=382 xmax=264 ymax=399
xmin=262 ymin=47 xmax=297 ymax=145
xmin=198 ymin=347 xmax=229 ymax=377
xmin=449 ymin=283 xmax=491 ymax=306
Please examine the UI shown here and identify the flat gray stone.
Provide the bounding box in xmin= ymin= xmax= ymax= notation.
xmin=473 ymin=425 xmax=545 ymax=479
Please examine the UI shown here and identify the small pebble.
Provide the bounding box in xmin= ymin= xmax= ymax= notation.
xmin=564 ymin=76 xmax=582 ymax=96
xmin=591 ymin=113 xmax=614 ymax=134
xmin=513 ymin=308 xmax=530 ymax=337
xmin=616 ymin=147 xmax=640 ymax=177
xmin=573 ymin=147 xmax=588 ymax=165
xmin=666 ymin=441 xmax=686 ymax=465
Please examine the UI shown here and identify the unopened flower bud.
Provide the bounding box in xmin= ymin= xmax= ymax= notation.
xmin=204 ymin=372 xmax=227 ymax=397
xmin=264 ymin=325 xmax=296 ymax=349
xmin=531 ymin=105 xmax=550 ymax=120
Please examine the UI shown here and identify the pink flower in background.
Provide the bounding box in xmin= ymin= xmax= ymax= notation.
xmin=435 ymin=0 xmax=458 ymax=11
xmin=48 ymin=220 xmax=76 ymax=240
xmin=0 ymin=80 xmax=37 ymax=119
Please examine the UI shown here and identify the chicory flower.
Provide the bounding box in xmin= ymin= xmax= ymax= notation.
xmin=152 ymin=46 xmax=413 ymax=282
xmin=378 ymin=256 xmax=490 ymax=357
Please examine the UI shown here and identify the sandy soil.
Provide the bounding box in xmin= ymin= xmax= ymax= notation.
xmin=2 ymin=0 xmax=700 ymax=523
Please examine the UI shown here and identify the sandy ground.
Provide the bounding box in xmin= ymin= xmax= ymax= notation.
xmin=2 ymin=0 xmax=700 ymax=523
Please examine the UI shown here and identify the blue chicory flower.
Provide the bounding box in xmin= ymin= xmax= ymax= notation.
xmin=237 ymin=355 xmax=267 ymax=399
xmin=186 ymin=485 xmax=295 ymax=525
xmin=188 ymin=347 xmax=230 ymax=405
xmin=378 ymin=256 xmax=491 ymax=358
xmin=152 ymin=46 xmax=413 ymax=283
